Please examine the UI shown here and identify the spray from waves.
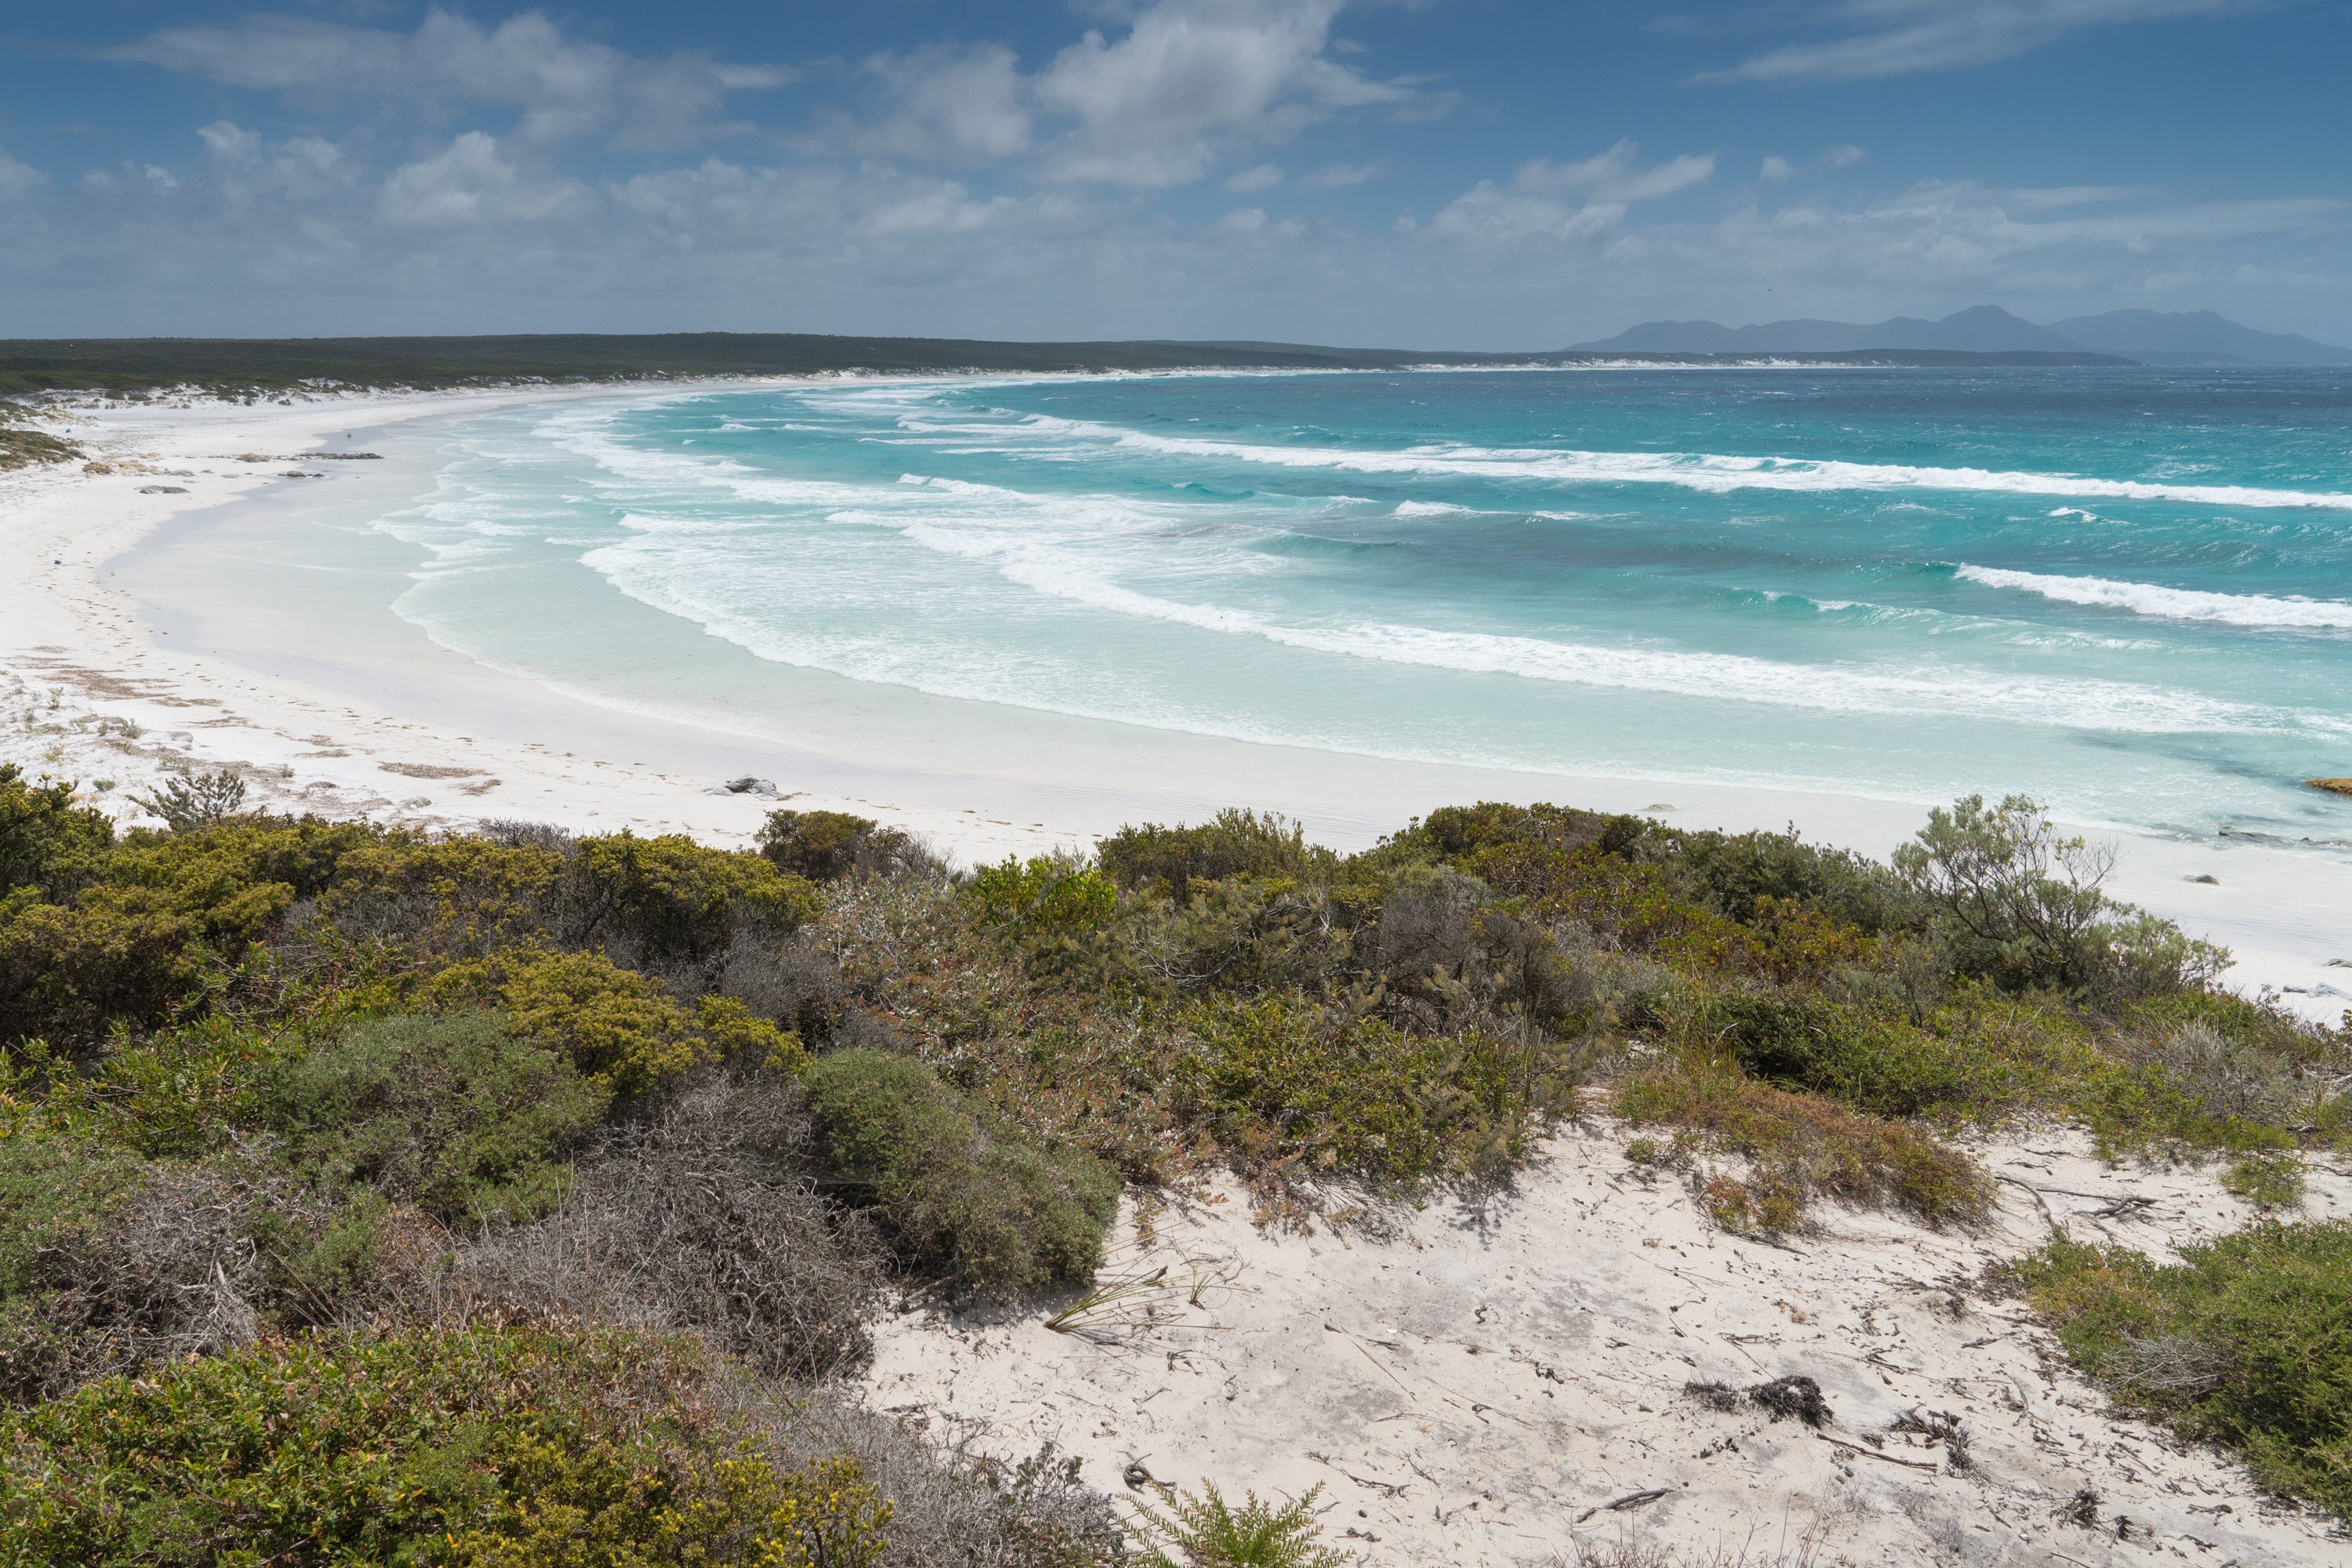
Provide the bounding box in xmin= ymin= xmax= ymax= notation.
xmin=575 ymin=488 xmax=2339 ymax=739
xmin=877 ymin=403 xmax=2352 ymax=511
xmin=1957 ymin=564 xmax=2352 ymax=629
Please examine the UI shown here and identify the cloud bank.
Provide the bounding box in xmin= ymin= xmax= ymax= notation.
xmin=1 ymin=0 xmax=2342 ymax=345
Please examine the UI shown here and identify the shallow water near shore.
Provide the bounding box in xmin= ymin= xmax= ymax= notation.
xmin=372 ymin=365 xmax=2352 ymax=848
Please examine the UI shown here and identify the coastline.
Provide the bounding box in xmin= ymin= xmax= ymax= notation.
xmin=2 ymin=382 xmax=2344 ymax=1015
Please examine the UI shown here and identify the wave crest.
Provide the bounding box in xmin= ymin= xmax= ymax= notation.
xmin=1957 ymin=564 xmax=2352 ymax=629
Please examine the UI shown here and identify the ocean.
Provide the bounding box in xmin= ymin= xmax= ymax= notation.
xmin=373 ymin=365 xmax=2352 ymax=844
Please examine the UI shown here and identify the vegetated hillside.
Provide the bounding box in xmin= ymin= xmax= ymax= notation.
xmin=0 ymin=332 xmax=1414 ymax=395
xmin=0 ymin=768 xmax=2346 ymax=1562
xmin=0 ymin=332 xmax=2129 ymax=397
xmin=0 ymin=402 xmax=80 ymax=470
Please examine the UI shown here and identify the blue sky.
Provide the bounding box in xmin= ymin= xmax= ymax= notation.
xmin=2 ymin=2 xmax=2348 ymax=345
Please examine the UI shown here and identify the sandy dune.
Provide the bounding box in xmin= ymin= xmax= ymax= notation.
xmin=869 ymin=1122 xmax=2352 ymax=1566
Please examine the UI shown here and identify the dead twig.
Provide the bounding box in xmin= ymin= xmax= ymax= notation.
xmin=1574 ymin=1488 xmax=1670 ymax=1523
xmin=1820 ymin=1433 xmax=1941 ymax=1472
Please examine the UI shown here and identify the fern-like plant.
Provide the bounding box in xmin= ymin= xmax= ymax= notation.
xmin=1128 ymin=1479 xmax=1348 ymax=1568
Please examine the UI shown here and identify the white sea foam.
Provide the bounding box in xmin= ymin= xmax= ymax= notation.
xmin=816 ymin=510 xmax=2333 ymax=738
xmin=891 ymin=407 xmax=2352 ymax=511
xmin=1957 ymin=564 xmax=2352 ymax=629
xmin=1394 ymin=499 xmax=1479 ymax=517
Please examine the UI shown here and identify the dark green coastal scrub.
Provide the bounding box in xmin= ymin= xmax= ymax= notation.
xmin=0 ymin=764 xmax=2345 ymax=1556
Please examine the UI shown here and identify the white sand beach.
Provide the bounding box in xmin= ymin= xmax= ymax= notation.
xmin=5 ymin=384 xmax=2350 ymax=1565
xmin=3 ymin=384 xmax=2344 ymax=1010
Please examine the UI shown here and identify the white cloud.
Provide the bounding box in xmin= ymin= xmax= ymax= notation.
xmin=196 ymin=122 xmax=354 ymax=205
xmin=851 ymin=44 xmax=1033 ymax=163
xmin=1225 ymin=162 xmax=1285 ymax=191
xmin=804 ymin=0 xmax=1443 ymax=190
xmin=112 ymin=8 xmax=787 ymax=148
xmin=1826 ymin=144 xmax=1867 ymax=167
xmin=815 ymin=1 xmax=1437 ymax=189
xmin=1301 ymin=160 xmax=1385 ymax=187
xmin=0 ymin=149 xmax=47 ymax=198
xmin=377 ymin=132 xmax=586 ymax=227
xmin=1700 ymin=0 xmax=2259 ymax=85
xmin=1427 ymin=142 xmax=1715 ymax=244
xmin=1760 ymin=155 xmax=1795 ymax=183
xmin=1428 ymin=191 xmax=1624 ymax=245
xmin=1033 ymin=0 xmax=1435 ymax=186
xmin=2007 ymin=184 xmax=2149 ymax=209
xmin=1515 ymin=141 xmax=1718 ymax=202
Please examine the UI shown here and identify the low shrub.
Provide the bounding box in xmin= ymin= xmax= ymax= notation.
xmin=565 ymin=831 xmax=822 ymax=963
xmin=1690 ymin=989 xmax=2020 ymax=1120
xmin=0 ymin=764 xmax=114 ymax=897
xmin=455 ymin=1066 xmax=886 ymax=1378
xmin=317 ymin=836 xmax=565 ymax=956
xmin=428 ymin=949 xmax=802 ymax=1097
xmin=0 ymin=1148 xmax=276 ymax=1402
xmin=1649 ymin=823 xmax=1918 ymax=936
xmin=804 ymin=1049 xmax=1118 ymax=1298
xmin=1173 ymin=991 xmax=1580 ymax=1188
xmin=1097 ymin=808 xmax=1331 ymax=898
xmin=263 ymin=1011 xmax=610 ymax=1226
xmin=2014 ymin=1221 xmax=2352 ymax=1517
xmin=1615 ymin=1059 xmax=1990 ymax=1231
xmin=1893 ymin=794 xmax=2227 ymax=1006
xmin=0 ymin=1325 xmax=895 ymax=1566
xmin=759 ymin=810 xmax=928 ymax=883
xmin=971 ymin=856 xmax=1117 ymax=938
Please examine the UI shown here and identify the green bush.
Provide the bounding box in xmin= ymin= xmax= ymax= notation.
xmin=263 ymin=1012 xmax=611 ymax=1225
xmin=1648 ymin=822 xmax=1918 ymax=936
xmin=804 ymin=1049 xmax=1118 ymax=1297
xmin=1693 ymin=989 xmax=2020 ymax=1120
xmin=1615 ymin=1059 xmax=1990 ymax=1231
xmin=1097 ymin=809 xmax=1330 ymax=898
xmin=0 ymin=1326 xmax=893 ymax=1567
xmin=426 ymin=949 xmax=801 ymax=1098
xmin=1173 ymin=991 xmax=1578 ymax=1187
xmin=0 ymin=764 xmax=114 ymax=898
xmin=2016 ymin=1221 xmax=2352 ymax=1517
xmin=0 ymin=1135 xmax=149 ymax=1305
xmin=971 ymin=857 xmax=1117 ymax=938
xmin=0 ymin=813 xmax=383 ymax=1045
xmin=757 ymin=809 xmax=920 ymax=882
xmin=1893 ymin=794 xmax=2227 ymax=1004
xmin=318 ymin=835 xmax=566 ymax=956
xmin=567 ymin=831 xmax=821 ymax=962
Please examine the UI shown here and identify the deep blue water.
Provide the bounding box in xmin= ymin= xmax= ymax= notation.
xmin=380 ymin=366 xmax=2352 ymax=843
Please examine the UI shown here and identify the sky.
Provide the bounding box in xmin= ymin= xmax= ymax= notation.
xmin=2 ymin=1 xmax=2349 ymax=347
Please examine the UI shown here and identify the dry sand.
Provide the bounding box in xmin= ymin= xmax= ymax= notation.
xmin=5 ymin=386 xmax=2350 ymax=1565
xmin=869 ymin=1124 xmax=2352 ymax=1566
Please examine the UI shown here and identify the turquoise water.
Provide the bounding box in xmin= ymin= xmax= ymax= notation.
xmin=379 ymin=367 xmax=2352 ymax=842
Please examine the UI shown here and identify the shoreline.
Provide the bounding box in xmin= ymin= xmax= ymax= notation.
xmin=2 ymin=383 xmax=2345 ymax=1017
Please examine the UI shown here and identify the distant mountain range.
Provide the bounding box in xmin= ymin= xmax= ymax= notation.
xmin=1573 ymin=306 xmax=2352 ymax=365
